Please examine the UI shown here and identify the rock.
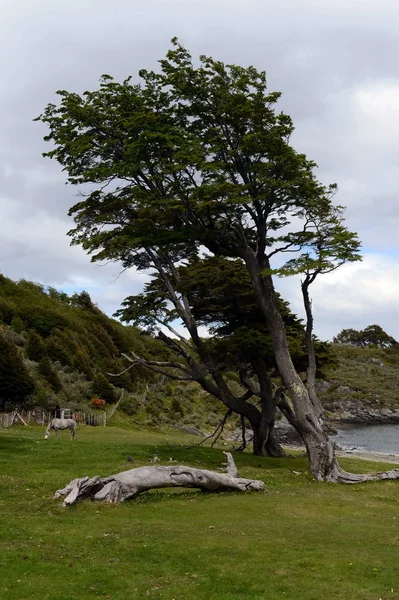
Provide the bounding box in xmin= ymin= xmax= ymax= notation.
xmin=370 ymin=358 xmax=384 ymax=367
xmin=175 ymin=425 xmax=204 ymax=436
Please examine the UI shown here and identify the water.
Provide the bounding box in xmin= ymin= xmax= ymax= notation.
xmin=332 ymin=424 xmax=399 ymax=455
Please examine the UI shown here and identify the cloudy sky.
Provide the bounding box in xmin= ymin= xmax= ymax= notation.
xmin=1 ymin=0 xmax=399 ymax=341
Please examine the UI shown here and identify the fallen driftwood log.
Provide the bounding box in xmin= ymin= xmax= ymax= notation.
xmin=53 ymin=452 xmax=264 ymax=506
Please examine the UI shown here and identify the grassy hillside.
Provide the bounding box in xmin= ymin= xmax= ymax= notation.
xmin=0 ymin=274 xmax=229 ymax=431
xmin=320 ymin=343 xmax=399 ymax=412
xmin=0 ymin=275 xmax=163 ymax=412
xmin=1 ymin=425 xmax=399 ymax=600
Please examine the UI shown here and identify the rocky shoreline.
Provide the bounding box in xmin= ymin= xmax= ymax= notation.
xmin=325 ymin=404 xmax=399 ymax=425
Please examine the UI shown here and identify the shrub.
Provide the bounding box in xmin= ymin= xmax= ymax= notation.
xmin=93 ymin=373 xmax=116 ymax=403
xmin=10 ymin=316 xmax=25 ymax=334
xmin=38 ymin=357 xmax=62 ymax=393
xmin=26 ymin=330 xmax=46 ymax=362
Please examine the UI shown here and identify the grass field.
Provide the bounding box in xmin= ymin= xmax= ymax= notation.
xmin=1 ymin=424 xmax=399 ymax=600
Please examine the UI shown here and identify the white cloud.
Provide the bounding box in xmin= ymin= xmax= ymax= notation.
xmin=275 ymin=254 xmax=399 ymax=341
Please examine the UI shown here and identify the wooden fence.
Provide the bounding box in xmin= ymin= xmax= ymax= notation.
xmin=0 ymin=408 xmax=106 ymax=429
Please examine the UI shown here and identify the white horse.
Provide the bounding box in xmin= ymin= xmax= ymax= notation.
xmin=45 ymin=418 xmax=76 ymax=440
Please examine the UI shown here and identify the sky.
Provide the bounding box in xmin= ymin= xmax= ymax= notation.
xmin=1 ymin=0 xmax=399 ymax=341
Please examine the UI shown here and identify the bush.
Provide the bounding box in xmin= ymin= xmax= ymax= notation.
xmin=0 ymin=324 xmax=26 ymax=346
xmin=38 ymin=357 xmax=62 ymax=393
xmin=57 ymin=370 xmax=93 ymax=406
xmin=120 ymin=393 xmax=140 ymax=416
xmin=26 ymin=330 xmax=46 ymax=362
xmin=10 ymin=316 xmax=25 ymax=334
xmin=93 ymin=373 xmax=116 ymax=403
xmin=170 ymin=397 xmax=184 ymax=416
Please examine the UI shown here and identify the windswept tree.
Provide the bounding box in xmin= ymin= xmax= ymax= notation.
xmin=116 ymin=256 xmax=321 ymax=456
xmin=37 ymin=40 xmax=399 ymax=483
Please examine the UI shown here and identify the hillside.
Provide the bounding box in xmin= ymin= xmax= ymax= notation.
xmin=319 ymin=343 xmax=399 ymax=422
xmin=0 ymin=274 xmax=229 ymax=430
xmin=0 ymin=275 xmax=161 ymax=412
xmin=2 ymin=273 xmax=399 ymax=430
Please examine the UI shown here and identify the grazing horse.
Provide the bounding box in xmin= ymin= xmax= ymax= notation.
xmin=45 ymin=418 xmax=76 ymax=440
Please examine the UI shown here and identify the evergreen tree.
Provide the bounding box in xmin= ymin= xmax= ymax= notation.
xmin=93 ymin=373 xmax=116 ymax=403
xmin=26 ymin=330 xmax=46 ymax=362
xmin=38 ymin=357 xmax=62 ymax=393
xmin=0 ymin=336 xmax=35 ymax=410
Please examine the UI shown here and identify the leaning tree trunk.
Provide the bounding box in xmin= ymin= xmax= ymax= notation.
xmin=243 ymin=251 xmax=365 ymax=481
xmin=53 ymin=452 xmax=265 ymax=505
xmin=301 ymin=277 xmax=327 ymax=426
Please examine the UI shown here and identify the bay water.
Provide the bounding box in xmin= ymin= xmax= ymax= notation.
xmin=331 ymin=424 xmax=399 ymax=455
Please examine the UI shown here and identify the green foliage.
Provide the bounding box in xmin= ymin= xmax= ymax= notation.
xmin=10 ymin=315 xmax=25 ymax=333
xmin=93 ymin=372 xmax=116 ymax=403
xmin=57 ymin=368 xmax=93 ymax=408
xmin=26 ymin=330 xmax=46 ymax=362
xmin=170 ymin=396 xmax=185 ymax=416
xmin=36 ymin=41 xmax=355 ymax=414
xmin=36 ymin=41 xmax=339 ymax=272
xmin=0 ymin=297 xmax=15 ymax=324
xmin=320 ymin=343 xmax=399 ymax=409
xmin=0 ymin=335 xmax=35 ymax=409
xmin=333 ymin=324 xmax=398 ymax=348
xmin=38 ymin=357 xmax=62 ymax=393
xmin=45 ymin=332 xmax=72 ymax=365
xmin=119 ymin=392 xmax=140 ymax=416
xmin=0 ymin=273 xmax=160 ymax=411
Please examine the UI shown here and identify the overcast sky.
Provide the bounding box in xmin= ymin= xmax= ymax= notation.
xmin=1 ymin=0 xmax=399 ymax=341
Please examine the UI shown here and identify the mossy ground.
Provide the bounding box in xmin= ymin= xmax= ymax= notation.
xmin=1 ymin=424 xmax=399 ymax=599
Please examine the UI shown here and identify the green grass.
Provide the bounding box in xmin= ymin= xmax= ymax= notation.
xmin=1 ymin=425 xmax=399 ymax=599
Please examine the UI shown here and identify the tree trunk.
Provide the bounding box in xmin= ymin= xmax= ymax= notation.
xmin=265 ymin=426 xmax=286 ymax=458
xmin=244 ymin=250 xmax=340 ymax=480
xmin=301 ymin=278 xmax=325 ymax=425
xmin=53 ymin=453 xmax=265 ymax=505
xmin=249 ymin=357 xmax=286 ymax=458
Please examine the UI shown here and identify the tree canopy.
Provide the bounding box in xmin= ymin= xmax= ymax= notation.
xmin=333 ymin=325 xmax=398 ymax=348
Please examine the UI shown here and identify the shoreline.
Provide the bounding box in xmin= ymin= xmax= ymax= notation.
xmin=285 ymin=444 xmax=399 ymax=464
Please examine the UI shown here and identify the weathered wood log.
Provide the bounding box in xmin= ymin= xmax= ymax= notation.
xmin=53 ymin=452 xmax=264 ymax=506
